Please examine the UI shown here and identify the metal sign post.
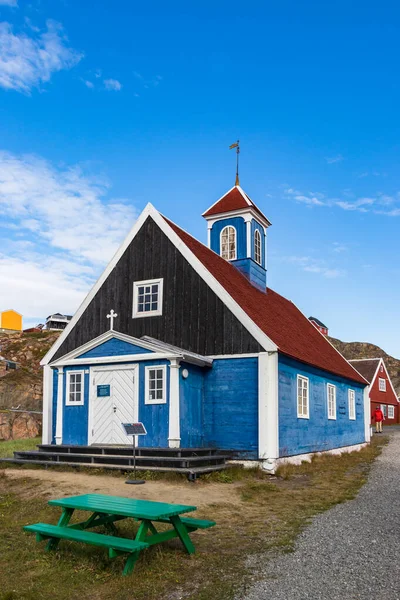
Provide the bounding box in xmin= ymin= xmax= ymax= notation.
xmin=121 ymin=422 xmax=147 ymax=485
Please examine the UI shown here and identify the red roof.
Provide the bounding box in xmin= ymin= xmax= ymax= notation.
xmin=164 ymin=216 xmax=366 ymax=385
xmin=202 ymin=186 xmax=271 ymax=224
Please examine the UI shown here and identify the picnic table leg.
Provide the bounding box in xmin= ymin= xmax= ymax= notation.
xmin=122 ymin=551 xmax=140 ymax=576
xmin=46 ymin=507 xmax=74 ymax=551
xmin=170 ymin=515 xmax=196 ymax=555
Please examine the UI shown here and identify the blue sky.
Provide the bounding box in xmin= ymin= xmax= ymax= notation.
xmin=0 ymin=0 xmax=399 ymax=356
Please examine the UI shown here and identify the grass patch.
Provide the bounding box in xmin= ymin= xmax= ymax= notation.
xmin=0 ymin=436 xmax=41 ymax=458
xmin=0 ymin=436 xmax=387 ymax=600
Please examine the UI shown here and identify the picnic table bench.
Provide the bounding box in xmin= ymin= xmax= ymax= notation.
xmin=24 ymin=493 xmax=216 ymax=575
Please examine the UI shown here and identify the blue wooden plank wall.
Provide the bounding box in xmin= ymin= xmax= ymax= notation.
xmin=137 ymin=359 xmax=170 ymax=447
xmin=232 ymin=258 xmax=266 ymax=291
xmin=210 ymin=216 xmax=246 ymax=258
xmin=56 ymin=359 xmax=170 ymax=447
xmin=203 ymin=357 xmax=258 ymax=457
xmin=278 ymin=355 xmax=366 ymax=457
xmin=179 ymin=362 xmax=205 ymax=447
xmin=77 ymin=338 xmax=153 ymax=359
xmin=62 ymin=366 xmax=90 ymax=445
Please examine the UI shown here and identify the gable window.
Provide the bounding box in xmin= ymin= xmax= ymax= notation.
xmin=133 ymin=278 xmax=163 ymax=318
xmin=254 ymin=229 xmax=262 ymax=265
xmin=327 ymin=384 xmax=336 ymax=419
xmin=145 ymin=365 xmax=167 ymax=404
xmin=66 ymin=371 xmax=84 ymax=406
xmin=297 ymin=375 xmax=309 ymax=418
xmin=220 ymin=226 xmax=236 ymax=260
xmin=348 ymin=389 xmax=356 ymax=420
xmin=379 ymin=378 xmax=386 ymax=392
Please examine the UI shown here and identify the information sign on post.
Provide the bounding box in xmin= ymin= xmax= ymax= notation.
xmin=122 ymin=422 xmax=147 ymax=485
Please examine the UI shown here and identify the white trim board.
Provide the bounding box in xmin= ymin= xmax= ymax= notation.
xmin=49 ymin=330 xmax=166 ymax=366
xmin=42 ymin=203 xmax=277 ymax=366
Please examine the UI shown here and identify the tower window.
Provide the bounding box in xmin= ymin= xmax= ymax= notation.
xmin=254 ymin=229 xmax=262 ymax=265
xmin=220 ymin=226 xmax=236 ymax=260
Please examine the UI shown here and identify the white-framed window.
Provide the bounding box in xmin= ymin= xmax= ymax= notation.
xmin=297 ymin=375 xmax=309 ymax=418
xmin=254 ymin=229 xmax=262 ymax=265
xmin=348 ymin=389 xmax=356 ymax=420
xmin=381 ymin=404 xmax=387 ymax=418
xmin=145 ymin=365 xmax=167 ymax=404
xmin=133 ymin=278 xmax=163 ymax=318
xmin=220 ymin=226 xmax=237 ymax=260
xmin=388 ymin=405 xmax=395 ymax=419
xmin=327 ymin=383 xmax=336 ymax=419
xmin=66 ymin=371 xmax=84 ymax=406
xmin=379 ymin=378 xmax=386 ymax=392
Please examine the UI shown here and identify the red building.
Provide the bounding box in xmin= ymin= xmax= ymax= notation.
xmin=308 ymin=316 xmax=329 ymax=336
xmin=349 ymin=358 xmax=399 ymax=425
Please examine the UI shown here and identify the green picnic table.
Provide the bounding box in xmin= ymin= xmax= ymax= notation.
xmin=24 ymin=493 xmax=216 ymax=575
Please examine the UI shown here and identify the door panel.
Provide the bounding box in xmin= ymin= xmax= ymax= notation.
xmin=91 ymin=368 xmax=136 ymax=445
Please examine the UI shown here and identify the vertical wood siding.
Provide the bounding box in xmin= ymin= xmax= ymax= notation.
xmin=203 ymin=357 xmax=259 ymax=457
xmin=278 ymin=355 xmax=366 ymax=457
xmin=52 ymin=217 xmax=261 ymax=361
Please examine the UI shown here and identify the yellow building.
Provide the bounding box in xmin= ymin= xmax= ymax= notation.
xmin=0 ymin=309 xmax=23 ymax=332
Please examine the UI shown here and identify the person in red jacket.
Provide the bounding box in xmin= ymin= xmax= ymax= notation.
xmin=373 ymin=406 xmax=384 ymax=433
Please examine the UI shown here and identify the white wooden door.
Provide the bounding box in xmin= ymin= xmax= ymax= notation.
xmin=90 ymin=367 xmax=137 ymax=445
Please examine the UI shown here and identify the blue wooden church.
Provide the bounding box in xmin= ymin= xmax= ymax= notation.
xmin=40 ymin=184 xmax=370 ymax=471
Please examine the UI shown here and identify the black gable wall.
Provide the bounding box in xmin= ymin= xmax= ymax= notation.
xmin=53 ymin=217 xmax=262 ymax=360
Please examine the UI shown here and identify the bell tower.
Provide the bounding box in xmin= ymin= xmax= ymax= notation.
xmin=202 ymin=185 xmax=271 ymax=292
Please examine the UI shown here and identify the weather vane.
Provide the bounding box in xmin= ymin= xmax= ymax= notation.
xmin=229 ymin=140 xmax=240 ymax=186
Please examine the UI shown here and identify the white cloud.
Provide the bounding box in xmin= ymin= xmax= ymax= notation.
xmin=0 ymin=151 xmax=138 ymax=263
xmin=283 ymin=255 xmax=345 ymax=279
xmin=133 ymin=71 xmax=162 ymax=88
xmin=335 ymin=197 xmax=375 ymax=212
xmin=284 ymin=188 xmax=325 ymax=206
xmin=0 ymin=151 xmax=139 ymax=323
xmin=0 ymin=0 xmax=18 ymax=6
xmin=325 ymin=154 xmax=344 ymax=164
xmin=83 ymin=79 xmax=94 ymax=89
xmin=0 ymin=20 xmax=82 ymax=94
xmin=104 ymin=78 xmax=122 ymax=91
xmin=333 ymin=242 xmax=348 ymax=253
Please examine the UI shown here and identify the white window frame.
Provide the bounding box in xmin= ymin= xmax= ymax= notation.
xmin=379 ymin=378 xmax=386 ymax=392
xmin=348 ymin=389 xmax=356 ymax=420
xmin=65 ymin=370 xmax=85 ymax=406
xmin=297 ymin=375 xmax=309 ymax=419
xmin=388 ymin=405 xmax=395 ymax=419
xmin=144 ymin=365 xmax=167 ymax=405
xmin=381 ymin=404 xmax=387 ymax=418
xmin=220 ymin=226 xmax=237 ymax=261
xmin=327 ymin=383 xmax=336 ymax=420
xmin=133 ymin=278 xmax=164 ymax=319
xmin=254 ymin=229 xmax=262 ymax=265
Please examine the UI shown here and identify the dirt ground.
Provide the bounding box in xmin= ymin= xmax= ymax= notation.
xmin=3 ymin=467 xmax=244 ymax=507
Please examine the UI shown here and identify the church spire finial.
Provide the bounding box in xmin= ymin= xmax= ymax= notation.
xmin=229 ymin=140 xmax=240 ymax=186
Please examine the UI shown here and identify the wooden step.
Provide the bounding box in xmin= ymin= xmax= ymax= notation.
xmin=37 ymin=445 xmax=219 ymax=458
xmin=1 ymin=457 xmax=229 ymax=476
xmin=15 ymin=451 xmax=226 ymax=468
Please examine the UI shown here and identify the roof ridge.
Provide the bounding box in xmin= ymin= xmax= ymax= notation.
xmin=201 ymin=186 xmax=237 ymax=217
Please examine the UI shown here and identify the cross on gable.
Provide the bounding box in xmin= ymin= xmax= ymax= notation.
xmin=107 ymin=309 xmax=118 ymax=330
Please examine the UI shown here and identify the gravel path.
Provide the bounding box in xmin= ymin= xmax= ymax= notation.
xmin=241 ymin=431 xmax=400 ymax=600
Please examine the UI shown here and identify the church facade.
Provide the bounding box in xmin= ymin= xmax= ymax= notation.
xmin=41 ymin=185 xmax=370 ymax=470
